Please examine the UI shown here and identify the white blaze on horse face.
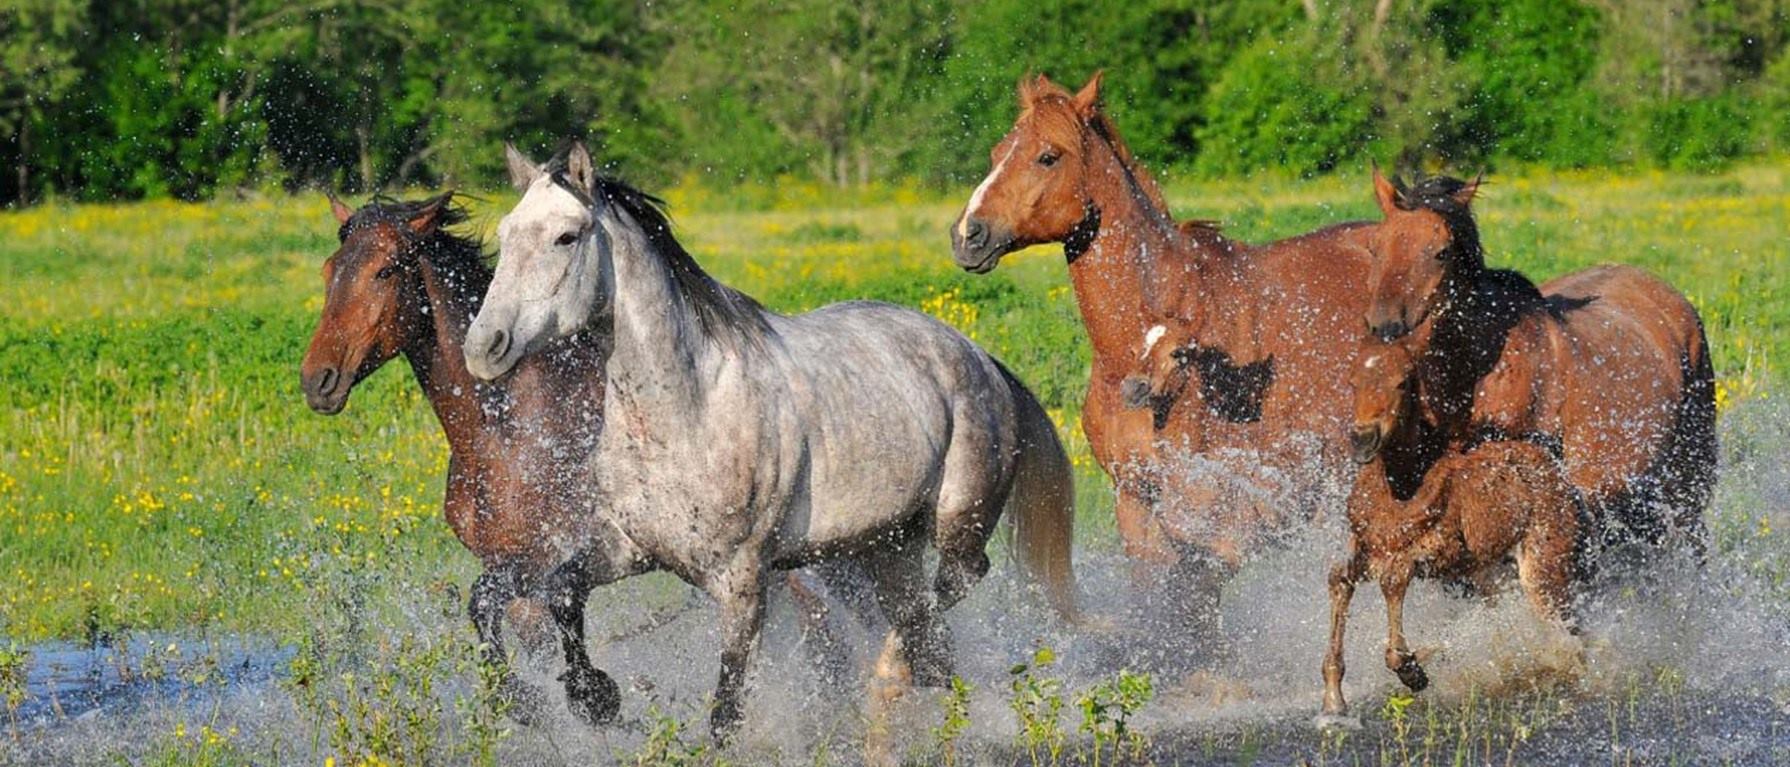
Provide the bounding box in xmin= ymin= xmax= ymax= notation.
xmin=465 ymin=175 xmax=600 ymax=380
xmin=1141 ymin=324 xmax=1167 ymax=360
xmin=1364 ymin=354 xmax=1380 ymax=369
xmin=959 ymin=141 xmax=1018 ymax=238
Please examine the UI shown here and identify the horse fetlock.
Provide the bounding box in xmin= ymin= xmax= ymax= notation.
xmin=709 ymin=695 xmax=746 ymax=743
xmin=560 ymin=665 xmax=620 ymax=726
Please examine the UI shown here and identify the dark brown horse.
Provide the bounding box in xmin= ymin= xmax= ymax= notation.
xmin=299 ymin=193 xmax=880 ymax=728
xmin=299 ymin=193 xmax=627 ymax=724
xmin=1318 ymin=335 xmax=1580 ymax=724
xmin=1355 ymin=171 xmax=1716 ymax=561
xmin=951 ymin=72 xmax=1377 ymax=643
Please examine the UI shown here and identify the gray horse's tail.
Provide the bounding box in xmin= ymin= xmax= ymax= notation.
xmin=997 ymin=363 xmax=1080 ymax=622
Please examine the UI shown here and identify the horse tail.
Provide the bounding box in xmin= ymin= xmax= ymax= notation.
xmin=996 ymin=362 xmax=1080 ymax=623
xmin=1665 ymin=310 xmax=1719 ymax=558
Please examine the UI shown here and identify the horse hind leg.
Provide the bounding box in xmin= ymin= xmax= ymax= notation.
xmin=865 ymin=532 xmax=955 ymax=688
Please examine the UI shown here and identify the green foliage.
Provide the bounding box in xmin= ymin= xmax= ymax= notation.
xmin=1195 ymin=33 xmax=1375 ymax=176
xmin=1433 ymin=0 xmax=1611 ymax=165
xmin=933 ymin=675 xmax=974 ymax=766
xmin=1645 ymin=93 xmax=1759 ymax=170
xmin=1076 ymin=669 xmax=1153 ymax=767
xmin=619 ymin=707 xmax=727 ymax=767
xmin=3 ymin=0 xmax=1789 ymax=201
xmin=1008 ymin=646 xmax=1068 ymax=766
xmin=0 ymin=642 xmax=25 ymax=741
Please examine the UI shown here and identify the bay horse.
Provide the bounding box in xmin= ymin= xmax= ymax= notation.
xmin=1355 ymin=170 xmax=1716 ymax=562
xmin=297 ymin=193 xmax=871 ymax=729
xmin=951 ymin=72 xmax=1377 ymax=646
xmin=1317 ymin=335 xmax=1580 ymax=724
xmin=461 ymin=142 xmax=1078 ymax=739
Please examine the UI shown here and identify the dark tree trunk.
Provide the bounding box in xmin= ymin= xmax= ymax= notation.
xmin=15 ymin=119 xmax=29 ymax=207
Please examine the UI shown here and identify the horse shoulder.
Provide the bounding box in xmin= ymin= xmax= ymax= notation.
xmin=1472 ymin=318 xmax=1550 ymax=438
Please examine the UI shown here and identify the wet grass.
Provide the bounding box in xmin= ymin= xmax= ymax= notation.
xmin=0 ymin=164 xmax=1786 ymax=764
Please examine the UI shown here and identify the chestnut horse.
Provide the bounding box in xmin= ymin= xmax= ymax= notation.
xmin=1317 ymin=335 xmax=1580 ymax=724
xmin=298 ymin=194 xmax=871 ymax=727
xmin=299 ymin=193 xmax=625 ymax=723
xmin=1355 ymin=171 xmax=1716 ymax=562
xmin=951 ymin=72 xmax=1376 ymax=642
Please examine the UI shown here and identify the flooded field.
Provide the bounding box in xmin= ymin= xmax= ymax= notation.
xmin=4 ymin=397 xmax=1785 ymax=765
xmin=2 ymin=170 xmax=1786 ymax=765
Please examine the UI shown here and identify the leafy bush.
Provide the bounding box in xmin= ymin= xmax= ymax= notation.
xmin=1644 ymin=94 xmax=1758 ymax=171
xmin=1196 ymin=34 xmax=1374 ymax=177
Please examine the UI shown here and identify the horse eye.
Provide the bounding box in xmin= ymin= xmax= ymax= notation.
xmin=555 ymin=232 xmax=579 ymax=246
xmin=375 ymin=264 xmax=398 ymax=280
xmin=1037 ymin=151 xmax=1060 ymax=167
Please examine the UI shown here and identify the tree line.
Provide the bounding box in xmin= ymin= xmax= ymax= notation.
xmin=3 ymin=0 xmax=1786 ymax=205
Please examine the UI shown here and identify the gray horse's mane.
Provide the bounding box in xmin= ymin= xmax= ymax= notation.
xmin=543 ymin=157 xmax=771 ymax=351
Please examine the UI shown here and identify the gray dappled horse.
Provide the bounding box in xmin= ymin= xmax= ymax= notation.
xmin=463 ymin=142 xmax=1078 ymax=739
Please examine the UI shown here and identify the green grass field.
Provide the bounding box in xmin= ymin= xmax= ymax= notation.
xmin=0 ymin=164 xmax=1784 ymax=645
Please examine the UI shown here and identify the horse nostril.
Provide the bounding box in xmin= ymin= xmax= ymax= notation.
xmin=966 ymin=218 xmax=988 ymax=246
xmin=1372 ymin=320 xmax=1410 ymax=343
xmin=487 ymin=329 xmax=511 ymax=361
xmin=1119 ymin=377 xmax=1152 ymax=409
xmin=315 ymin=367 xmax=340 ymax=397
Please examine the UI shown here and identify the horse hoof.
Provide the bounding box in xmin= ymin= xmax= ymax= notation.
xmin=562 ymin=668 xmax=621 ymax=726
xmin=1313 ymin=711 xmax=1362 ymax=731
xmin=1394 ymin=659 xmax=1429 ymax=692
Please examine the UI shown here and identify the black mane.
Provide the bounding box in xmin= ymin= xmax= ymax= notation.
xmin=343 ymin=192 xmax=492 ymax=288
xmin=542 ymin=160 xmax=770 ymax=349
xmin=1390 ymin=173 xmax=1485 ymax=271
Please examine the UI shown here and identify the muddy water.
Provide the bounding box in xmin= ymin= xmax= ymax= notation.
xmin=5 ymin=399 xmax=1788 ymax=765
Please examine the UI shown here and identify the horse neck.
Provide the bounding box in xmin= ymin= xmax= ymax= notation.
xmin=1377 ymin=406 xmax=1447 ymax=502
xmin=1414 ymin=268 xmax=1530 ymax=432
xmin=404 ymin=251 xmax=491 ymax=448
xmin=604 ymin=217 xmax=713 ymax=407
xmin=1066 ymin=145 xmax=1207 ymax=372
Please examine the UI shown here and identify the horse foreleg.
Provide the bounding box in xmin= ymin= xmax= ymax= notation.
xmin=469 ymin=569 xmax=545 ymax=723
xmin=1319 ymin=552 xmax=1365 ymax=722
xmin=709 ymin=571 xmax=768 ymax=742
xmin=1518 ymin=512 xmax=1578 ymax=630
xmin=543 ymin=561 xmax=619 ymax=727
xmin=1380 ymin=562 xmax=1427 ymax=692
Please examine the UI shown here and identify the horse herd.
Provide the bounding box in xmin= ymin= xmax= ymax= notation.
xmin=298 ymin=73 xmax=1716 ymax=740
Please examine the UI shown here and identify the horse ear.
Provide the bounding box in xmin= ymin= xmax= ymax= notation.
xmin=405 ymin=192 xmax=453 ymax=235
xmin=325 ymin=190 xmax=352 ymax=224
xmin=1372 ymin=164 xmax=1400 ymax=217
xmin=1071 ymin=70 xmax=1105 ymax=116
xmin=505 ymin=142 xmax=543 ymax=191
xmin=566 ymin=141 xmax=598 ymax=196
xmin=1451 ymin=173 xmax=1483 ymax=207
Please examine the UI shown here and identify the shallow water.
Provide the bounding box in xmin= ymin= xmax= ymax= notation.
xmin=5 ymin=398 xmax=1789 ymax=765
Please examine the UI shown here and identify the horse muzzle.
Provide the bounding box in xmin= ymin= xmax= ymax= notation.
xmin=1349 ymin=425 xmax=1384 ymax=464
xmin=951 ymin=215 xmax=1012 ymax=274
xmin=302 ymin=365 xmax=349 ymax=415
xmin=1119 ymin=376 xmax=1154 ymax=410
